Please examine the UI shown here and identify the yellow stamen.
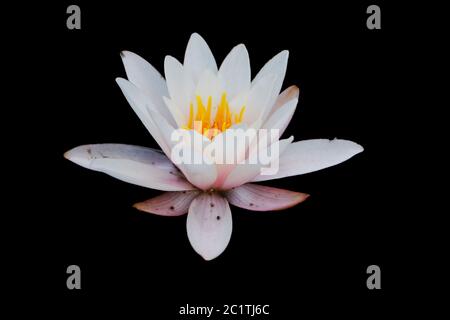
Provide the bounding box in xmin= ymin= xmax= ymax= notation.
xmin=188 ymin=103 xmax=194 ymax=128
xmin=184 ymin=92 xmax=246 ymax=139
xmin=206 ymin=96 xmax=212 ymax=122
xmin=239 ymin=106 xmax=246 ymax=122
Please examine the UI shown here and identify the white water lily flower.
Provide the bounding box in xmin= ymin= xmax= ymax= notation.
xmin=64 ymin=33 xmax=363 ymax=260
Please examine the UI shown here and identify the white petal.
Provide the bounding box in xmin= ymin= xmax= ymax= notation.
xmin=218 ymin=44 xmax=251 ymax=100
xmin=162 ymin=96 xmax=186 ymax=128
xmin=228 ymin=90 xmax=249 ymax=116
xmin=186 ymin=192 xmax=232 ymax=260
xmin=120 ymin=51 xmax=176 ymax=126
xmin=148 ymin=108 xmax=186 ymax=161
xmin=253 ymin=50 xmax=289 ymax=111
xmin=116 ymin=78 xmax=173 ymax=156
xmin=133 ymin=191 xmax=200 ymax=216
xmin=262 ymin=98 xmax=298 ymax=137
xmin=220 ymin=136 xmax=293 ymax=190
xmin=252 ymin=139 xmax=364 ymax=182
xmin=254 ymin=51 xmax=289 ymax=83
xmin=184 ymin=33 xmax=218 ymax=83
xmin=194 ymin=69 xmax=224 ymax=114
xmin=225 ymin=184 xmax=309 ymax=211
xmin=244 ymin=74 xmax=279 ymax=125
xmin=64 ymin=144 xmax=195 ymax=191
xmin=164 ymin=56 xmax=194 ymax=125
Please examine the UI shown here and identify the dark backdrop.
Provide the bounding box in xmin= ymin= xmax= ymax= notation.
xmin=10 ymin=1 xmax=421 ymax=318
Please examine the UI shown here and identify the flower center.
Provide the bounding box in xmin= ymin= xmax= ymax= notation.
xmin=183 ymin=93 xmax=245 ymax=140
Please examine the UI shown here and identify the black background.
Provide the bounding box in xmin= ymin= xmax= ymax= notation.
xmin=8 ymin=0 xmax=431 ymax=318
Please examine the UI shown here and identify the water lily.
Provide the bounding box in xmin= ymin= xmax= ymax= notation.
xmin=64 ymin=33 xmax=363 ymax=260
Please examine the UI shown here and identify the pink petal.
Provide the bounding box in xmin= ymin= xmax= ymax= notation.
xmin=259 ymin=86 xmax=299 ymax=137
xmin=270 ymin=85 xmax=300 ymax=115
xmin=133 ymin=191 xmax=200 ymax=216
xmin=186 ymin=192 xmax=232 ymax=260
xmin=225 ymin=183 xmax=309 ymax=211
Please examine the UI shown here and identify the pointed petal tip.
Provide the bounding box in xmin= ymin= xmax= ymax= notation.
xmin=187 ymin=32 xmax=209 ymax=50
xmin=276 ymin=191 xmax=310 ymax=210
xmin=115 ymin=77 xmax=126 ymax=85
xmin=274 ymin=50 xmax=289 ymax=61
xmin=120 ymin=50 xmax=140 ymax=60
xmin=132 ymin=202 xmax=157 ymax=214
xmin=331 ymin=139 xmax=364 ymax=153
xmin=63 ymin=149 xmax=79 ymax=164
xmin=63 ymin=147 xmax=75 ymax=159
xmin=298 ymin=192 xmax=310 ymax=202
xmin=190 ymin=32 xmax=203 ymax=40
xmin=356 ymin=144 xmax=364 ymax=153
xmin=280 ymin=190 xmax=310 ymax=207
xmin=344 ymin=139 xmax=364 ymax=154
xmin=63 ymin=150 xmax=70 ymax=160
xmin=200 ymin=253 xmax=217 ymax=261
xmin=132 ymin=201 xmax=156 ymax=214
xmin=235 ymin=43 xmax=247 ymax=51
xmin=63 ymin=146 xmax=91 ymax=168
xmin=288 ymin=192 xmax=310 ymax=208
xmin=164 ymin=55 xmax=180 ymax=68
xmin=115 ymin=77 xmax=131 ymax=92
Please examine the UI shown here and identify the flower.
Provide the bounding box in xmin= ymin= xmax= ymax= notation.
xmin=64 ymin=33 xmax=363 ymax=260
